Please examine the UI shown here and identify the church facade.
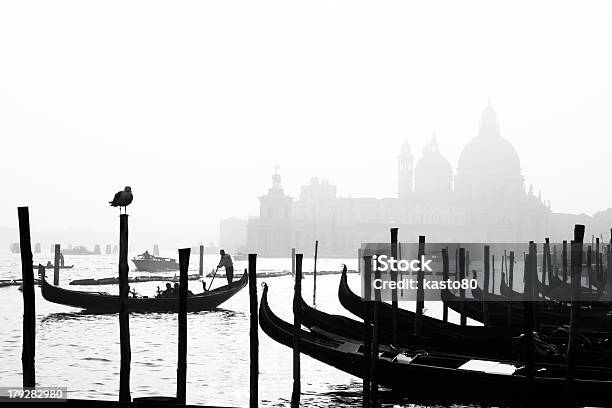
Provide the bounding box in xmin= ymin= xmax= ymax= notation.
xmin=239 ymin=104 xmax=592 ymax=258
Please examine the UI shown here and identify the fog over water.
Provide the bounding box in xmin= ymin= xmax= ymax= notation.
xmin=1 ymin=1 xmax=612 ymax=247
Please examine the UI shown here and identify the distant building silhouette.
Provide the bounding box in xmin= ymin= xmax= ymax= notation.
xmin=224 ymin=103 xmax=610 ymax=257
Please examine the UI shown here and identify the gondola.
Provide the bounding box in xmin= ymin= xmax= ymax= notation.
xmin=539 ymin=272 xmax=607 ymax=302
xmin=494 ymin=273 xmax=611 ymax=309
xmin=338 ymin=266 xmax=520 ymax=338
xmin=40 ymin=272 xmax=247 ymax=312
xmin=340 ymin=266 xmax=612 ymax=341
xmin=300 ymin=290 xmax=612 ymax=364
xmin=441 ymin=284 xmax=612 ymax=329
xmin=260 ymin=282 xmax=612 ymax=407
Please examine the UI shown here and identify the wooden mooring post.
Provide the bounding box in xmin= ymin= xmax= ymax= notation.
xmin=482 ymin=245 xmax=490 ymax=326
xmin=566 ymin=225 xmax=585 ymax=406
xmin=596 ymin=237 xmax=601 ymax=285
xmin=313 ymin=240 xmax=318 ymax=306
xmin=523 ymin=242 xmax=536 ymax=405
xmin=390 ymin=228 xmax=399 ymax=347
xmin=53 ymin=244 xmax=61 ymax=285
xmin=507 ymin=251 xmax=515 ymax=327
xmin=118 ymin=214 xmax=131 ymax=402
xmin=177 ymin=248 xmax=190 ymax=404
xmin=491 ymin=254 xmax=495 ymax=295
xmin=562 ymin=240 xmax=568 ymax=282
xmin=415 ymin=235 xmax=425 ymax=335
xmin=553 ymin=244 xmax=559 ymax=277
xmin=545 ymin=238 xmax=553 ymax=286
xmin=291 ymin=253 xmax=303 ymax=408
xmin=199 ymin=244 xmax=204 ymax=277
xmin=371 ymin=297 xmax=379 ymax=407
xmin=248 ymin=254 xmax=259 ymax=408
xmin=442 ymin=248 xmax=449 ymax=322
xmin=459 ymin=247 xmax=466 ymax=326
xmin=18 ymin=207 xmax=35 ymax=387
xmin=541 ymin=241 xmax=548 ymax=288
xmin=362 ymin=256 xmax=372 ymax=408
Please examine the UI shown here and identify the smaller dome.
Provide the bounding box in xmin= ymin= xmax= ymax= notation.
xmin=400 ymin=139 xmax=412 ymax=157
xmin=414 ymin=137 xmax=452 ymax=194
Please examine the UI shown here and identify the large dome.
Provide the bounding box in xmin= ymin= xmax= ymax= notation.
xmin=457 ymin=103 xmax=521 ymax=178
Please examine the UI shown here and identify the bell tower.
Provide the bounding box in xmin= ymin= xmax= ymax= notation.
xmin=259 ymin=166 xmax=293 ymax=220
xmin=398 ymin=140 xmax=414 ymax=199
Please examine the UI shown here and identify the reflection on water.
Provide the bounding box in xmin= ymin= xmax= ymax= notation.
xmin=40 ymin=308 xmax=244 ymax=323
xmin=0 ymin=253 xmax=474 ymax=407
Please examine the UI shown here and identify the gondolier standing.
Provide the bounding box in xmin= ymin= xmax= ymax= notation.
xmin=217 ymin=249 xmax=234 ymax=284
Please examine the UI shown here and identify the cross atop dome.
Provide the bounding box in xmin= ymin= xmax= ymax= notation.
xmin=479 ymin=99 xmax=501 ymax=138
xmin=272 ymin=165 xmax=282 ymax=188
xmin=423 ymin=133 xmax=440 ymax=154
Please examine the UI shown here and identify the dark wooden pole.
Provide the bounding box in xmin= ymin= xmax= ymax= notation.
xmin=291 ymin=254 xmax=303 ymax=408
xmin=18 ymin=207 xmax=35 ymax=387
xmin=248 ymin=254 xmax=258 ymax=408
xmin=177 ymin=248 xmax=190 ymax=404
xmin=566 ymin=225 xmax=585 ymax=405
xmin=199 ymin=244 xmax=204 ymax=277
xmin=370 ymin=299 xmax=379 ymax=407
xmin=545 ymin=238 xmax=553 ymax=286
xmin=523 ymin=242 xmax=536 ymax=404
xmin=53 ymin=244 xmax=60 ymax=286
xmin=362 ymin=249 xmax=371 ymax=302
xmin=482 ymin=245 xmax=490 ymax=326
xmin=390 ymin=228 xmax=399 ymax=347
xmin=541 ymin=241 xmax=547 ymax=288
xmin=562 ymin=240 xmax=568 ymax=282
xmin=507 ymin=251 xmax=514 ymax=327
xmin=313 ymin=240 xmax=318 ymax=306
xmin=454 ymin=248 xmax=458 ymax=280
xmin=491 ymin=254 xmax=495 ymax=295
xmin=459 ymin=247 xmax=466 ymax=326
xmin=595 ymin=237 xmax=601 ymax=285
xmin=118 ymin=214 xmax=131 ymax=402
xmin=442 ymin=248 xmax=449 ymax=322
xmin=553 ymin=244 xmax=559 ymax=277
xmin=362 ymin=256 xmax=372 ymax=408
xmin=415 ymin=235 xmax=425 ymax=335
xmin=587 ymin=245 xmax=592 ymax=290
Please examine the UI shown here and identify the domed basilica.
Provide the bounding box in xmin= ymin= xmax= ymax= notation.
xmin=242 ymin=103 xmax=561 ymax=257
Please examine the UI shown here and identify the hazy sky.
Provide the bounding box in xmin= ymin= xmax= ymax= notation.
xmin=1 ymin=1 xmax=611 ymax=243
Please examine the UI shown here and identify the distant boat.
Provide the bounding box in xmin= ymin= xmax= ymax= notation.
xmin=40 ymin=273 xmax=248 ymax=312
xmin=132 ymin=252 xmax=180 ymax=272
xmin=69 ymin=273 xmax=201 ymax=286
xmin=33 ymin=264 xmax=74 ymax=270
xmin=62 ymin=246 xmax=96 ymax=255
xmin=232 ymin=252 xmax=248 ymax=261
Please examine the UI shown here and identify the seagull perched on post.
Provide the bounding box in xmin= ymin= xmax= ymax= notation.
xmin=109 ymin=186 xmax=133 ymax=214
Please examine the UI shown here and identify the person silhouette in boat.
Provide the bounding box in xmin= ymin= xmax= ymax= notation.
xmin=143 ymin=250 xmax=151 ymax=260
xmin=171 ymin=282 xmax=194 ymax=297
xmin=160 ymin=282 xmax=173 ymax=297
xmin=217 ymin=249 xmax=234 ymax=284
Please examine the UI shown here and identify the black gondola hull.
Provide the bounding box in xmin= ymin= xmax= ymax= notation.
xmin=41 ymin=273 xmax=247 ymax=313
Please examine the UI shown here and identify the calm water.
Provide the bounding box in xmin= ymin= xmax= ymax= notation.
xmin=0 ymin=251 xmax=478 ymax=407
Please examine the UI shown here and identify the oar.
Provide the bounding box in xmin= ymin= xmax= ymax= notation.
xmin=208 ymin=266 xmax=220 ymax=289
